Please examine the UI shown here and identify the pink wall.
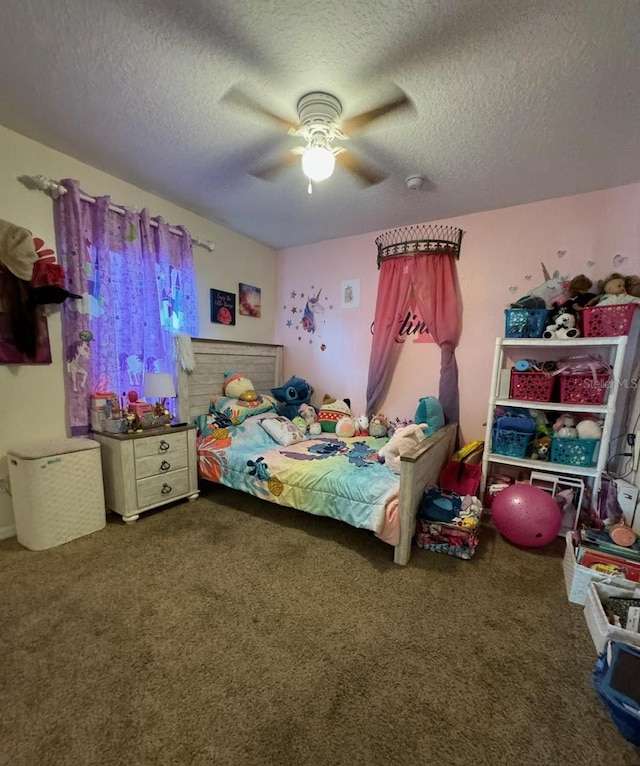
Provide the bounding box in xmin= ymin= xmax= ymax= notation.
xmin=275 ymin=183 xmax=640 ymax=442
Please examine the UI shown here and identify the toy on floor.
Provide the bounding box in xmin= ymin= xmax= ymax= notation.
xmin=491 ymin=483 xmax=562 ymax=547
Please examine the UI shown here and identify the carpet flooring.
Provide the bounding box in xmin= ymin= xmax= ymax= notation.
xmin=1 ymin=484 xmax=638 ymax=766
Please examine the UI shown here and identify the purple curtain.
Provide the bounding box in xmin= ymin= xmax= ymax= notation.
xmin=366 ymin=252 xmax=462 ymax=423
xmin=54 ymin=180 xmax=198 ymax=435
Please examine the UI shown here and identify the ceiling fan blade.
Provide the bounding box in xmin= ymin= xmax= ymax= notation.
xmin=222 ymin=88 xmax=299 ymax=133
xmin=336 ymin=152 xmax=386 ymax=187
xmin=250 ymin=151 xmax=299 ymax=181
xmin=340 ymin=94 xmax=412 ymax=136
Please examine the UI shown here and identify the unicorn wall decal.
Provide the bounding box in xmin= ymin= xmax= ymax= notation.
xmin=301 ymin=288 xmax=324 ymax=334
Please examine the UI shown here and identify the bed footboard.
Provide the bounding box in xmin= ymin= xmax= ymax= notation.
xmin=394 ymin=423 xmax=457 ymax=565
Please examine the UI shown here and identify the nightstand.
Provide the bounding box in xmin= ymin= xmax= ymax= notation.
xmin=92 ymin=425 xmax=199 ymax=523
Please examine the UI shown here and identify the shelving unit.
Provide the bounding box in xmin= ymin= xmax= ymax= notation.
xmin=481 ymin=316 xmax=640 ymax=518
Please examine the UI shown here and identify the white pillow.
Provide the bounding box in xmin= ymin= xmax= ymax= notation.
xmin=259 ymin=416 xmax=306 ymax=447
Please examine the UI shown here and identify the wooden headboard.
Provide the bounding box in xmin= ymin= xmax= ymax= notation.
xmin=177 ymin=338 xmax=283 ymax=423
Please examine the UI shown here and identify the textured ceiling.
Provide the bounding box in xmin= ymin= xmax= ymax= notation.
xmin=1 ymin=0 xmax=640 ymax=250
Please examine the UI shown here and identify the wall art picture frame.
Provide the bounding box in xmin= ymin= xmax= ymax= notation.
xmin=340 ymin=278 xmax=360 ymax=309
xmin=238 ymin=282 xmax=262 ymax=318
xmin=210 ymin=288 xmax=236 ymax=326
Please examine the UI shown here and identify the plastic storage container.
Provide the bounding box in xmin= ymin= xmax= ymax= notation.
xmin=509 ymin=370 xmax=555 ymax=402
xmin=559 ymin=372 xmax=610 ymax=405
xmin=504 ymin=308 xmax=548 ymax=338
xmin=7 ymin=438 xmax=106 ymax=550
xmin=550 ymin=437 xmax=599 ymax=467
xmin=582 ymin=304 xmax=637 ymax=337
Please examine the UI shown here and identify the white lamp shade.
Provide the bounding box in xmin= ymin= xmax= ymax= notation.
xmin=143 ymin=373 xmax=176 ymax=399
xmin=301 ymin=146 xmax=336 ymax=182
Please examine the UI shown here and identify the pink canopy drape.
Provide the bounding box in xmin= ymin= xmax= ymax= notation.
xmin=366 ymin=252 xmax=462 ymax=423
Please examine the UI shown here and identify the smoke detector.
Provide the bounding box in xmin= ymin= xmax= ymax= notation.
xmin=406 ymin=175 xmax=424 ymax=190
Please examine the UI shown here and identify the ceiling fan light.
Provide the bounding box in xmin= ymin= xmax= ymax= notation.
xmin=301 ymin=146 xmax=335 ymax=182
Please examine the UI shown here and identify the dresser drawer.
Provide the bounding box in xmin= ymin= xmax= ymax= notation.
xmin=136 ymin=469 xmax=190 ymax=509
xmin=135 ymin=450 xmax=188 ymax=480
xmin=134 ymin=431 xmax=186 ymax=459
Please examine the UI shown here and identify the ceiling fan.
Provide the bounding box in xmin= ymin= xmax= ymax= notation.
xmin=222 ymin=88 xmax=411 ymax=193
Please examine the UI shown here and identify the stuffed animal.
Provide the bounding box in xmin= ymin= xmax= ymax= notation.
xmin=625 ymin=275 xmax=640 ymax=298
xmin=530 ymin=436 xmax=551 ymax=461
xmin=222 ymin=371 xmax=257 ymax=401
xmin=576 ymin=418 xmax=603 ymax=440
xmin=369 ymin=414 xmax=388 ymax=438
xmin=335 ymin=416 xmax=356 ymax=438
xmin=308 ymin=422 xmax=322 ymax=436
xmin=291 ymin=415 xmax=307 ymax=434
xmin=317 ymin=394 xmax=352 ymax=433
xmin=554 ymin=414 xmax=578 ymax=438
xmin=354 ymin=414 xmax=369 ymax=437
xmin=414 ymin=396 xmax=445 ymax=435
xmin=298 ymin=403 xmax=317 ymax=428
xmin=377 ymin=424 xmax=427 ymax=473
xmin=542 ymin=311 xmax=580 ymax=340
xmin=271 ymin=375 xmax=314 ymax=420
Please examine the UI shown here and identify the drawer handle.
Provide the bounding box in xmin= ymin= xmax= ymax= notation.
xmin=159 ymin=440 xmax=170 ymax=452
xmin=160 ymin=460 xmax=171 ymax=472
xmin=161 ymin=483 xmax=172 ymax=495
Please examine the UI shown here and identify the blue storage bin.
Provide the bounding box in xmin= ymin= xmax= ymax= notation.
xmin=504 ymin=308 xmax=549 ymax=338
xmin=551 ymin=437 xmax=599 ymax=466
xmin=491 ymin=428 xmax=531 ymax=458
xmin=593 ymin=641 xmax=640 ymax=746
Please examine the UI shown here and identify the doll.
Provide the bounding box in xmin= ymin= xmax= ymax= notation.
xmin=590 ymin=272 xmax=640 ymax=307
xmin=554 ymin=274 xmax=596 ymax=314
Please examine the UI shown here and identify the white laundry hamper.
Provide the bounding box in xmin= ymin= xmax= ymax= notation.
xmin=8 ymin=438 xmax=106 ymax=550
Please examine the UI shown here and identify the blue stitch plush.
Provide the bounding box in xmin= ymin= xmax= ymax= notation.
xmin=271 ymin=375 xmax=314 ymax=420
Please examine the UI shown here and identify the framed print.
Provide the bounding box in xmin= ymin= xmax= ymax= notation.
xmin=239 ymin=283 xmax=262 ymax=318
xmin=340 ymin=278 xmax=360 ymax=309
xmin=210 ymin=289 xmax=236 ymax=325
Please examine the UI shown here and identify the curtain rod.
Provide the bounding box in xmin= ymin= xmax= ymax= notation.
xmin=17 ymin=174 xmax=216 ymax=252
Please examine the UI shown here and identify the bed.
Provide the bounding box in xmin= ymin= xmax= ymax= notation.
xmin=178 ymin=338 xmax=457 ymax=565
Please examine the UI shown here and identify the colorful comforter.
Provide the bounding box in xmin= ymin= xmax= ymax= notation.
xmin=195 ymin=412 xmax=399 ymax=536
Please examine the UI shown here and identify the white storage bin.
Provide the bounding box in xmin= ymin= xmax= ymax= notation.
xmin=563 ymin=531 xmax=635 ymax=605
xmin=8 ymin=438 xmax=106 ymax=550
xmin=584 ymin=581 xmax=640 ymax=654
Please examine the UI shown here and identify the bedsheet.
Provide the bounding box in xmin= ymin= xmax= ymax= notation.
xmin=196 ymin=412 xmax=400 ymax=537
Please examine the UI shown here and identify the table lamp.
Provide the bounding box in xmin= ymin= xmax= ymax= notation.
xmin=143 ymin=373 xmax=176 ymax=417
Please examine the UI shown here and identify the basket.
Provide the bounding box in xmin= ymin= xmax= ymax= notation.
xmin=509 ymin=370 xmax=555 ymax=402
xmin=563 ymin=532 xmax=636 ymax=605
xmin=582 ymin=304 xmax=637 ymax=337
xmin=492 ymin=428 xmax=531 ymax=458
xmin=504 ymin=308 xmax=549 ymax=338
xmin=559 ymin=372 xmax=610 ymax=405
xmin=551 ymin=437 xmax=599 ymax=466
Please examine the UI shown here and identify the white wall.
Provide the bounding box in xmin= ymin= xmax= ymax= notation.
xmin=0 ymin=125 xmax=277 ymax=537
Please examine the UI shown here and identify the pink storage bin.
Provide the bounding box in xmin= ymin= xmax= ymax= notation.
xmin=582 ymin=304 xmax=637 ymax=337
xmin=559 ymin=373 xmax=610 ymax=405
xmin=509 ymin=370 xmax=555 ymax=402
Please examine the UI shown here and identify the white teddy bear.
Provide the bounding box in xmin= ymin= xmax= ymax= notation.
xmin=377 ymin=424 xmax=427 ymax=473
xmin=542 ymin=311 xmax=580 ymax=340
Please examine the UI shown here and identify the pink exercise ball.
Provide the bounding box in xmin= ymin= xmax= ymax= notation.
xmin=491 ymin=484 xmax=562 ymax=547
